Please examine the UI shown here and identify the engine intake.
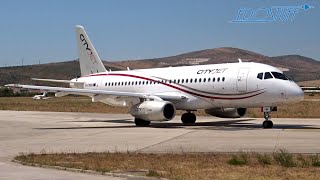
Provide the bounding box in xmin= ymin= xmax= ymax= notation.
xmin=130 ymin=101 xmax=176 ymax=121
xmin=205 ymin=108 xmax=247 ymax=118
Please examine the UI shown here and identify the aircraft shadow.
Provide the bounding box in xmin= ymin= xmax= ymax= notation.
xmin=35 ymin=118 xmax=320 ymax=130
xmin=62 ymin=119 xmax=133 ymax=124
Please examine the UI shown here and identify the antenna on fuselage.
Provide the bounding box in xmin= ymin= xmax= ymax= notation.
xmin=238 ymin=58 xmax=242 ymax=63
xmin=127 ymin=67 xmax=130 ymax=71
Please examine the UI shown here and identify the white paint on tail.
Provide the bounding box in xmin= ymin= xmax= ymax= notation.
xmin=75 ymin=25 xmax=106 ymax=76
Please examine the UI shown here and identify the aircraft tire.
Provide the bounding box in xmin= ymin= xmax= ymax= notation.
xmin=262 ymin=120 xmax=273 ymax=128
xmin=181 ymin=113 xmax=196 ymax=124
xmin=134 ymin=118 xmax=150 ymax=127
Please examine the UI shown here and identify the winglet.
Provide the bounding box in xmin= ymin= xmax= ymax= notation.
xmin=238 ymin=58 xmax=242 ymax=63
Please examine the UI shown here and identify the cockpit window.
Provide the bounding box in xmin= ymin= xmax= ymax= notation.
xmin=264 ymin=72 xmax=273 ymax=79
xmin=271 ymin=72 xmax=289 ymax=80
xmin=257 ymin=73 xmax=263 ymax=80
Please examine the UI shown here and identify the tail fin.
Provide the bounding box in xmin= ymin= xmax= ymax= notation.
xmin=75 ymin=25 xmax=107 ymax=76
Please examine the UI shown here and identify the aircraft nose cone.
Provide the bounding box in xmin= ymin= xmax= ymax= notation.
xmin=287 ymin=85 xmax=304 ymax=103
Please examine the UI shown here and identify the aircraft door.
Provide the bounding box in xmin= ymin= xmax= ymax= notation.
xmin=237 ymin=68 xmax=249 ymax=92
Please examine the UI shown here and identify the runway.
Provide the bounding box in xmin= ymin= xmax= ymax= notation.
xmin=0 ymin=111 xmax=320 ymax=179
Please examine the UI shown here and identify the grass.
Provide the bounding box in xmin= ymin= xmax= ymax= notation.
xmin=311 ymin=155 xmax=320 ymax=167
xmin=15 ymin=151 xmax=320 ymax=180
xmin=228 ymin=152 xmax=249 ymax=165
xmin=256 ymin=153 xmax=272 ymax=165
xmin=0 ymin=94 xmax=320 ymax=118
xmin=146 ymin=169 xmax=161 ymax=177
xmin=273 ymin=149 xmax=296 ymax=167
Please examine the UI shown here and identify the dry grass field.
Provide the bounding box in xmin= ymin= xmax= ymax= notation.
xmin=0 ymin=94 xmax=320 ymax=118
xmin=15 ymin=151 xmax=320 ymax=180
xmin=298 ymin=80 xmax=320 ymax=87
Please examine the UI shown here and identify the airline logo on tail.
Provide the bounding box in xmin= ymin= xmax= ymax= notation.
xmin=79 ymin=34 xmax=97 ymax=64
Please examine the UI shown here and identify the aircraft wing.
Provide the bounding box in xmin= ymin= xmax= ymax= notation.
xmin=31 ymin=78 xmax=84 ymax=84
xmin=5 ymin=84 xmax=187 ymax=101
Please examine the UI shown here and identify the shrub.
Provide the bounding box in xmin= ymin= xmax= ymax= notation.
xmin=311 ymin=155 xmax=320 ymax=167
xmin=257 ymin=153 xmax=272 ymax=165
xmin=273 ymin=149 xmax=296 ymax=167
xmin=147 ymin=169 xmax=161 ymax=177
xmin=297 ymin=154 xmax=310 ymax=167
xmin=228 ymin=152 xmax=249 ymax=165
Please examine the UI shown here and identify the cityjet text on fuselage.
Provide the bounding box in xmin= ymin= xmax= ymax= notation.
xmin=196 ymin=68 xmax=228 ymax=75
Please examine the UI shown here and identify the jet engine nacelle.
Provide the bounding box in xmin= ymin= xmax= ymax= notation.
xmin=205 ymin=108 xmax=247 ymax=118
xmin=129 ymin=101 xmax=176 ymax=121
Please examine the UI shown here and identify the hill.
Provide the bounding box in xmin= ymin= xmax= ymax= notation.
xmin=113 ymin=47 xmax=320 ymax=82
xmin=0 ymin=47 xmax=319 ymax=85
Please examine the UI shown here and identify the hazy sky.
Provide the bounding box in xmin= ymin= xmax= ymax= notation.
xmin=0 ymin=0 xmax=319 ymax=66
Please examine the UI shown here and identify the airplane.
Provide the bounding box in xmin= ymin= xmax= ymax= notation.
xmin=6 ymin=25 xmax=304 ymax=128
xmin=32 ymin=91 xmax=50 ymax=100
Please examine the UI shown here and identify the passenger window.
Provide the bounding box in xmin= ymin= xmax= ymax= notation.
xmin=213 ymin=78 xmax=215 ymax=82
xmin=208 ymin=78 xmax=211 ymax=82
xmin=177 ymin=79 xmax=180 ymax=83
xmin=195 ymin=78 xmax=197 ymax=83
xmin=222 ymin=77 xmax=225 ymax=82
xmin=190 ymin=79 xmax=193 ymax=83
xmin=199 ymin=78 xmax=202 ymax=83
xmin=264 ymin=72 xmax=273 ymax=79
xmin=257 ymin=73 xmax=263 ymax=80
xmin=181 ymin=79 xmax=184 ymax=83
xmin=203 ymin=78 xmax=206 ymax=82
xmin=217 ymin=77 xmax=220 ymax=82
xmin=186 ymin=79 xmax=188 ymax=83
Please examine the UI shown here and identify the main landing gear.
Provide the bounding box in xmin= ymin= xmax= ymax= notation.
xmin=181 ymin=111 xmax=196 ymax=124
xmin=134 ymin=118 xmax=150 ymax=127
xmin=262 ymin=107 xmax=274 ymax=129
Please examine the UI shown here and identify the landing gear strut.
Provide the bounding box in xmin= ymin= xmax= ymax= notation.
xmin=181 ymin=111 xmax=196 ymax=124
xmin=262 ymin=111 xmax=273 ymax=129
xmin=134 ymin=118 xmax=150 ymax=127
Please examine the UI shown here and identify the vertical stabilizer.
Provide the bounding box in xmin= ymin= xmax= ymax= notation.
xmin=75 ymin=25 xmax=107 ymax=76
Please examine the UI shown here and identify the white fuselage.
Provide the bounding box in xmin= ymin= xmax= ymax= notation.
xmin=73 ymin=62 xmax=304 ymax=110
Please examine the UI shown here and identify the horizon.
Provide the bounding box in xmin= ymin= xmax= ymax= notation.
xmin=1 ymin=47 xmax=316 ymax=68
xmin=0 ymin=0 xmax=319 ymax=66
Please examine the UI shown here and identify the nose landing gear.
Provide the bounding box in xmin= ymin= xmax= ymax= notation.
xmin=262 ymin=107 xmax=274 ymax=128
xmin=263 ymin=112 xmax=273 ymax=128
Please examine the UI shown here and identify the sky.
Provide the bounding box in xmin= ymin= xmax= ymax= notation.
xmin=0 ymin=0 xmax=319 ymax=66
